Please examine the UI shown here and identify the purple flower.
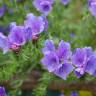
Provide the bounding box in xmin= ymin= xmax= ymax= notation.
xmin=0 ymin=23 xmax=26 ymax=54
xmin=24 ymin=13 xmax=45 ymax=40
xmin=88 ymin=0 xmax=96 ymax=17
xmin=8 ymin=24 xmax=26 ymax=46
xmin=71 ymin=91 xmax=79 ymax=96
xmin=60 ymin=93 xmax=65 ymax=96
xmin=8 ymin=24 xmax=26 ymax=52
xmin=0 ymin=4 xmax=7 ymax=18
xmin=33 ymin=0 xmax=54 ymax=15
xmin=41 ymin=40 xmax=74 ymax=80
xmin=72 ymin=47 xmax=96 ymax=77
xmin=0 ymin=86 xmax=7 ymax=96
xmin=61 ymin=0 xmax=70 ymax=5
xmin=0 ymin=7 xmax=5 ymax=18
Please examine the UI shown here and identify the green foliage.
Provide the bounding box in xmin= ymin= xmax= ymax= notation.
xmin=33 ymin=72 xmax=54 ymax=96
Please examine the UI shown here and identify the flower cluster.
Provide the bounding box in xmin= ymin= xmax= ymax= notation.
xmin=0 ymin=0 xmax=96 ymax=82
xmin=41 ymin=40 xmax=96 ymax=79
xmin=33 ymin=0 xmax=96 ymax=17
xmin=41 ymin=40 xmax=74 ymax=80
xmin=73 ymin=47 xmax=96 ymax=78
xmin=33 ymin=0 xmax=71 ymax=15
xmin=0 ymin=13 xmax=46 ymax=54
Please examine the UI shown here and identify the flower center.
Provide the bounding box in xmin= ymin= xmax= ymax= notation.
xmin=43 ymin=4 xmax=50 ymax=11
xmin=11 ymin=44 xmax=21 ymax=53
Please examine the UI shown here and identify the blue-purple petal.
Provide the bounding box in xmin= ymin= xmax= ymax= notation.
xmin=85 ymin=54 xmax=96 ymax=75
xmin=8 ymin=25 xmax=26 ymax=45
xmin=0 ymin=7 xmax=5 ymax=17
xmin=53 ymin=63 xmax=74 ymax=80
xmin=88 ymin=0 xmax=96 ymax=17
xmin=57 ymin=40 xmax=72 ymax=60
xmin=74 ymin=70 xmax=83 ymax=78
xmin=72 ymin=48 xmax=87 ymax=67
xmin=0 ymin=33 xmax=9 ymax=54
xmin=71 ymin=91 xmax=79 ymax=96
xmin=84 ymin=47 xmax=93 ymax=58
xmin=0 ymin=86 xmax=7 ymax=96
xmin=42 ymin=39 xmax=55 ymax=55
xmin=24 ymin=13 xmax=45 ymax=36
xmin=33 ymin=0 xmax=53 ymax=15
xmin=41 ymin=52 xmax=60 ymax=72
